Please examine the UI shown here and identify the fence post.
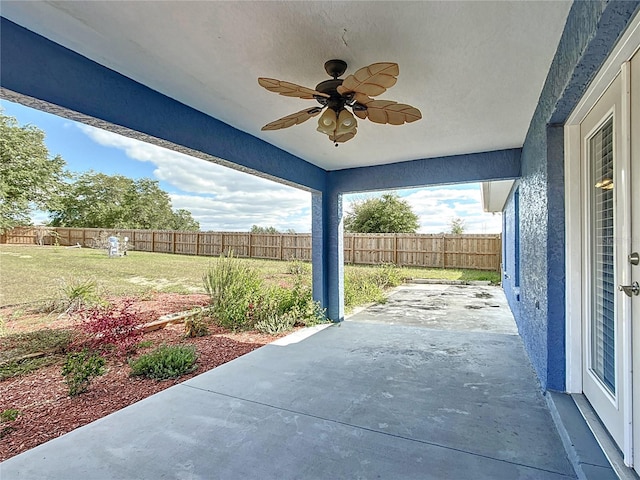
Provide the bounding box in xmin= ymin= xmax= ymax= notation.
xmin=351 ymin=234 xmax=356 ymax=264
xmin=280 ymin=234 xmax=284 ymax=260
xmin=248 ymin=233 xmax=252 ymax=258
xmin=152 ymin=231 xmax=156 ymax=253
xmin=393 ymin=234 xmax=398 ymax=265
xmin=441 ymin=234 xmax=446 ymax=269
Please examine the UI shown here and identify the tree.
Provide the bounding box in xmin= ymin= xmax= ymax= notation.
xmin=250 ymin=225 xmax=280 ymax=234
xmin=171 ymin=209 xmax=200 ymax=231
xmin=0 ymin=112 xmax=68 ymax=232
xmin=450 ymin=217 xmax=466 ymax=234
xmin=49 ymin=171 xmax=199 ymax=231
xmin=344 ymin=193 xmax=419 ymax=233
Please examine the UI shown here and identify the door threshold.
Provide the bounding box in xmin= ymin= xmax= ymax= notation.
xmin=572 ymin=394 xmax=639 ymax=480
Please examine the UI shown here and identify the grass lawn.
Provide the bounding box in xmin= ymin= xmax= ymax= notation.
xmin=0 ymin=244 xmax=500 ymax=307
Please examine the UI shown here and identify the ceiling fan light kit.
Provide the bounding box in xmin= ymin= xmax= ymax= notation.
xmin=335 ymin=109 xmax=357 ymax=136
xmin=259 ymin=59 xmax=421 ymax=146
xmin=317 ymin=108 xmax=338 ymax=135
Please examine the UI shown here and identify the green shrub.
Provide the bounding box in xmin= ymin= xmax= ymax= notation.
xmin=1 ymin=409 xmax=20 ymax=423
xmin=136 ymin=340 xmax=154 ymax=349
xmin=255 ymin=312 xmax=296 ymax=334
xmin=62 ymin=349 xmax=106 ymax=396
xmin=250 ymin=280 xmax=327 ymax=328
xmin=129 ymin=344 xmax=197 ymax=380
xmin=39 ymin=278 xmax=103 ymax=314
xmin=0 ymin=408 xmax=20 ymax=439
xmin=203 ymin=252 xmax=263 ymax=330
xmin=287 ymin=259 xmax=310 ymax=275
xmin=343 ymin=265 xmax=406 ymax=313
xmin=344 ymin=270 xmax=386 ymax=312
xmin=60 ymin=278 xmax=102 ymax=312
xmin=371 ymin=263 xmax=404 ymax=289
xmin=184 ymin=311 xmax=210 ymax=338
xmin=287 ymin=276 xmax=327 ymax=325
xmin=290 ymin=300 xmax=328 ymax=326
xmin=202 ymin=253 xmax=326 ymax=330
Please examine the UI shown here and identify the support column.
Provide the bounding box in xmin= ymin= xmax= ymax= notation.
xmin=546 ymin=124 xmax=566 ymax=391
xmin=311 ymin=190 xmax=344 ymax=322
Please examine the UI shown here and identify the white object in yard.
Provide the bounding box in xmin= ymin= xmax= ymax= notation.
xmin=108 ymin=236 xmax=119 ymax=257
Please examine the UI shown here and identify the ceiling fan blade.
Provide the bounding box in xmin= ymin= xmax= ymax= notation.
xmin=365 ymin=100 xmax=422 ymax=125
xmin=352 ymin=93 xmax=421 ymax=125
xmin=258 ymin=78 xmax=329 ymax=99
xmin=329 ymin=129 xmax=357 ymax=143
xmin=353 ymin=109 xmax=368 ymax=120
xmin=261 ymin=107 xmax=323 ymax=131
xmin=337 ymin=62 xmax=399 ymax=97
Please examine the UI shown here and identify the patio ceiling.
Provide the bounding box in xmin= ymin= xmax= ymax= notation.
xmin=1 ymin=1 xmax=572 ymax=172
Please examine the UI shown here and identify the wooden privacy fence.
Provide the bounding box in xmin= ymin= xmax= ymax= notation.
xmin=1 ymin=227 xmax=502 ymax=271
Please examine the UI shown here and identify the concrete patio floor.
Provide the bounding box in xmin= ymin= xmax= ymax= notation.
xmin=0 ymin=284 xmax=614 ymax=479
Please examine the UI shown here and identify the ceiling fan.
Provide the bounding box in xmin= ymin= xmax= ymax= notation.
xmin=258 ymin=59 xmax=422 ymax=146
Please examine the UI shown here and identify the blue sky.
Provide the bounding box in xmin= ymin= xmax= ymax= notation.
xmin=2 ymin=100 xmax=501 ymax=234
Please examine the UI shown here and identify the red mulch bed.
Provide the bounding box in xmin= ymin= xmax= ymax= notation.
xmin=0 ymin=293 xmax=286 ymax=461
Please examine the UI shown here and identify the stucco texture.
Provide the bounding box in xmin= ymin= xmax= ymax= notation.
xmin=503 ymin=0 xmax=640 ymax=391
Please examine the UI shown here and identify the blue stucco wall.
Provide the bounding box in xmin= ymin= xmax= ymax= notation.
xmin=502 ymin=0 xmax=639 ymax=391
xmin=501 ymin=182 xmax=520 ymax=309
xmin=330 ymin=149 xmax=521 ymax=193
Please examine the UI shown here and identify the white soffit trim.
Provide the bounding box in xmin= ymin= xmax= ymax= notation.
xmin=480 ymin=180 xmax=515 ymax=213
xmin=567 ymin=13 xmax=640 ymax=125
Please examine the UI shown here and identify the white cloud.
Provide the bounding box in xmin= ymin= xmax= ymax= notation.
xmin=403 ymin=188 xmax=502 ymax=233
xmin=345 ymin=187 xmax=502 ymax=234
xmin=171 ymin=193 xmax=311 ymax=232
xmin=78 ymin=124 xmax=501 ymax=234
xmin=78 ymin=124 xmax=312 ymax=231
xmin=78 ymin=124 xmax=300 ymax=194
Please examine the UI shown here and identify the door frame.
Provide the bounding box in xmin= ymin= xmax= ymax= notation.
xmin=565 ymin=13 xmax=640 ymax=465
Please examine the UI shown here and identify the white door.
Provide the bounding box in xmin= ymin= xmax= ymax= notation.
xmin=580 ymin=69 xmax=626 ymax=449
xmin=629 ymin=51 xmax=640 ymax=473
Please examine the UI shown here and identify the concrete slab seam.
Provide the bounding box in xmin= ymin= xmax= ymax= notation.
xmin=181 ymin=383 xmax=576 ymax=478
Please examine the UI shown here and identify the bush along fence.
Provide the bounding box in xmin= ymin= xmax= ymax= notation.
xmin=1 ymin=226 xmax=502 ymax=271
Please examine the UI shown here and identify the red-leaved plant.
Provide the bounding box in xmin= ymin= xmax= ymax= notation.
xmin=78 ymin=299 xmax=143 ymax=356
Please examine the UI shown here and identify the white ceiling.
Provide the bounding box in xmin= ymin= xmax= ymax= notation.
xmin=2 ymin=1 xmax=572 ymax=171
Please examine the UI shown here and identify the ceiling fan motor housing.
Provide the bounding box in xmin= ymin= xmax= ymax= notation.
xmin=315 ymin=79 xmax=346 ymax=111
